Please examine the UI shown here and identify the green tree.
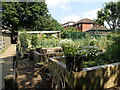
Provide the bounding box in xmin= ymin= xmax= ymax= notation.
xmin=61 ymin=27 xmax=85 ymax=39
xmin=2 ymin=2 xmax=62 ymax=32
xmin=96 ymin=1 xmax=120 ymax=30
xmin=50 ymin=17 xmax=64 ymax=31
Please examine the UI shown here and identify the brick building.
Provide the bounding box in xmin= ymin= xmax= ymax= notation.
xmin=72 ymin=18 xmax=95 ymax=32
xmin=62 ymin=18 xmax=111 ymax=34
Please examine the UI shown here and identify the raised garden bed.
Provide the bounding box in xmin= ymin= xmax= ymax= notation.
xmin=32 ymin=47 xmax=120 ymax=69
xmin=48 ymin=56 xmax=120 ymax=89
xmin=32 ymin=47 xmax=64 ymax=63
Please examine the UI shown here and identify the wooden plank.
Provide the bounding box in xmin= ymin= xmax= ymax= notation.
xmin=19 ymin=31 xmax=60 ymax=34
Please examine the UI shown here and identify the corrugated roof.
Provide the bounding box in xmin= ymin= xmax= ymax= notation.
xmin=19 ymin=31 xmax=61 ymax=34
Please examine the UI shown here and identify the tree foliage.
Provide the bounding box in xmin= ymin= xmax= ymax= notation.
xmin=2 ymin=2 xmax=62 ymax=32
xmin=96 ymin=1 xmax=120 ymax=30
xmin=61 ymin=27 xmax=85 ymax=39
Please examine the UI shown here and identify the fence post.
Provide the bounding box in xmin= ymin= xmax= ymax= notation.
xmin=4 ymin=75 xmax=18 ymax=90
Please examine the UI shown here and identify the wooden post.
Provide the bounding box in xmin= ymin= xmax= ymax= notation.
xmin=4 ymin=75 xmax=18 ymax=90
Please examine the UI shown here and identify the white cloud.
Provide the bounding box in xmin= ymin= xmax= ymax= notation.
xmin=60 ymin=4 xmax=71 ymax=10
xmin=64 ymin=0 xmax=117 ymax=2
xmin=45 ymin=0 xmax=117 ymax=10
xmin=81 ymin=8 xmax=101 ymax=20
xmin=60 ymin=8 xmax=101 ymax=23
xmin=45 ymin=0 xmax=117 ymax=6
xmin=60 ymin=15 xmax=81 ymax=23
xmin=45 ymin=0 xmax=71 ymax=10
xmin=45 ymin=0 xmax=67 ymax=8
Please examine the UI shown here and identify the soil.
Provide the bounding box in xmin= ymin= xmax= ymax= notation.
xmin=17 ymin=59 xmax=51 ymax=90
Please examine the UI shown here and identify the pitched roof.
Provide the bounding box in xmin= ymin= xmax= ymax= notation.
xmin=73 ymin=18 xmax=95 ymax=25
xmin=88 ymin=25 xmax=109 ymax=31
xmin=62 ymin=21 xmax=75 ymax=26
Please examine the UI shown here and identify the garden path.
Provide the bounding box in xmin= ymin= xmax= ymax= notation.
xmin=0 ymin=44 xmax=16 ymax=89
xmin=0 ymin=60 xmax=2 ymax=90
xmin=17 ymin=58 xmax=50 ymax=89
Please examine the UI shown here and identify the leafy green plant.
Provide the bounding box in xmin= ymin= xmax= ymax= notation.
xmin=89 ymin=38 xmax=97 ymax=46
xmin=31 ymin=34 xmax=39 ymax=49
xmin=74 ymin=38 xmax=90 ymax=46
xmin=60 ymin=39 xmax=100 ymax=71
xmin=60 ymin=39 xmax=77 ymax=56
xmin=19 ymin=31 xmax=30 ymax=55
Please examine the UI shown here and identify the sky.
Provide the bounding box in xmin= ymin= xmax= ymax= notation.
xmin=45 ymin=0 xmax=117 ymax=24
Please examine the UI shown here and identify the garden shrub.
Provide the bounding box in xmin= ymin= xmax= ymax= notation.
xmin=68 ymin=31 xmax=85 ymax=39
xmin=74 ymin=38 xmax=90 ymax=46
xmin=50 ymin=34 xmax=58 ymax=38
xmin=106 ymin=34 xmax=120 ymax=61
xmin=61 ymin=27 xmax=85 ymax=39
xmin=89 ymin=38 xmax=97 ymax=46
xmin=96 ymin=36 xmax=112 ymax=50
xmin=39 ymin=38 xmax=61 ymax=48
xmin=31 ymin=34 xmax=39 ymax=48
xmin=41 ymin=34 xmax=47 ymax=39
xmin=19 ymin=31 xmax=30 ymax=55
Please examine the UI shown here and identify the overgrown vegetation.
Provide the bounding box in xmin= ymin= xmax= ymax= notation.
xmin=18 ymin=29 xmax=120 ymax=67
xmin=60 ymin=32 xmax=120 ymax=67
xmin=106 ymin=32 xmax=120 ymax=62
xmin=39 ymin=38 xmax=61 ymax=48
